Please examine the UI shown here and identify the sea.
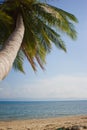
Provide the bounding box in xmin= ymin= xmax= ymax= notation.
xmin=0 ymin=100 xmax=87 ymax=121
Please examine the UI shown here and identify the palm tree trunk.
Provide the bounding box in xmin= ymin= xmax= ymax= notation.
xmin=0 ymin=14 xmax=25 ymax=80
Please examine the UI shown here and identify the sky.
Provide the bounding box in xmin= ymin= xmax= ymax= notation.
xmin=0 ymin=0 xmax=87 ymax=101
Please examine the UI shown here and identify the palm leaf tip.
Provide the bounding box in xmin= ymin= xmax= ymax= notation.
xmin=35 ymin=55 xmax=45 ymax=70
xmin=58 ymin=8 xmax=78 ymax=23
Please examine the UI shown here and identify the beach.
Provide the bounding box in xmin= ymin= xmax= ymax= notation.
xmin=0 ymin=115 xmax=87 ymax=130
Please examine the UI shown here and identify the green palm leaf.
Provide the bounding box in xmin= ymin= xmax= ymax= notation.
xmin=13 ymin=50 xmax=25 ymax=73
xmin=32 ymin=3 xmax=78 ymax=39
xmin=0 ymin=10 xmax=13 ymax=47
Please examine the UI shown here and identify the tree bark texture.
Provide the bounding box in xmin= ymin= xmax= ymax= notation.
xmin=0 ymin=15 xmax=25 ymax=80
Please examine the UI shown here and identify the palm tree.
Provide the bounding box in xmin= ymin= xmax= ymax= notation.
xmin=0 ymin=0 xmax=78 ymax=80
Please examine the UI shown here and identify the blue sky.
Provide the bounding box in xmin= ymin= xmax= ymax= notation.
xmin=0 ymin=0 xmax=87 ymax=101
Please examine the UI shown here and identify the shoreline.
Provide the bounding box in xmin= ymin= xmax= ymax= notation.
xmin=0 ymin=115 xmax=87 ymax=130
xmin=0 ymin=114 xmax=86 ymax=121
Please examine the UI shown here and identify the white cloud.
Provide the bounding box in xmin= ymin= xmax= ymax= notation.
xmin=0 ymin=75 xmax=87 ymax=100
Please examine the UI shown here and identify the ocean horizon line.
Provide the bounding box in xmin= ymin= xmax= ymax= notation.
xmin=0 ymin=99 xmax=87 ymax=102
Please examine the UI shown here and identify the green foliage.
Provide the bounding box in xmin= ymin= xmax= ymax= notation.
xmin=32 ymin=3 xmax=78 ymax=39
xmin=0 ymin=10 xmax=13 ymax=47
xmin=13 ymin=50 xmax=25 ymax=73
xmin=0 ymin=0 xmax=78 ymax=73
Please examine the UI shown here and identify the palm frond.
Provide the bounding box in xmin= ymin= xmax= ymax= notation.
xmin=13 ymin=50 xmax=25 ymax=73
xmin=0 ymin=10 xmax=13 ymax=46
xmin=22 ymin=44 xmax=37 ymax=71
xmin=21 ymin=4 xmax=48 ymax=70
xmin=22 ymin=5 xmax=66 ymax=52
xmin=0 ymin=10 xmax=13 ymax=24
xmin=35 ymin=17 xmax=67 ymax=52
xmin=32 ymin=3 xmax=78 ymax=39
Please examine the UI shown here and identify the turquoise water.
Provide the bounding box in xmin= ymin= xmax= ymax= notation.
xmin=0 ymin=101 xmax=87 ymax=120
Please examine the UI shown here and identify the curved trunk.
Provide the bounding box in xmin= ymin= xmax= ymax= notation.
xmin=0 ymin=15 xmax=25 ymax=80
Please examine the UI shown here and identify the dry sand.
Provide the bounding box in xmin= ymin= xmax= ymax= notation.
xmin=0 ymin=115 xmax=87 ymax=130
